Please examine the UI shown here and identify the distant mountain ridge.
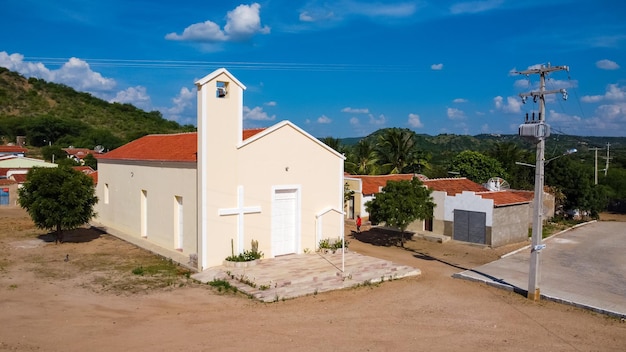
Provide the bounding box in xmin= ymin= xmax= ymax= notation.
xmin=339 ymin=129 xmax=625 ymax=159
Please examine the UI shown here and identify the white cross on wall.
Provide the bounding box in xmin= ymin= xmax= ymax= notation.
xmin=217 ymin=185 xmax=261 ymax=254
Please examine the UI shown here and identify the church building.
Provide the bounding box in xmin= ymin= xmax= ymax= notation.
xmin=95 ymin=68 xmax=345 ymax=270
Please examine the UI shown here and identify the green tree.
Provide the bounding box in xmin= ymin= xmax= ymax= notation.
xmin=83 ymin=153 xmax=98 ymax=170
xmin=365 ymin=177 xmax=434 ymax=247
xmin=546 ymin=158 xmax=606 ymax=218
xmin=18 ymin=166 xmax=98 ymax=243
xmin=41 ymin=145 xmax=66 ymax=163
xmin=375 ymin=128 xmax=426 ymax=174
xmin=449 ymin=150 xmax=508 ymax=184
xmin=488 ymin=142 xmax=533 ymax=189
xmin=345 ymin=139 xmax=380 ymax=175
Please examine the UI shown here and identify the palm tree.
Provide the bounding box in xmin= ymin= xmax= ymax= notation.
xmin=345 ymin=139 xmax=380 ymax=175
xmin=375 ymin=128 xmax=423 ymax=174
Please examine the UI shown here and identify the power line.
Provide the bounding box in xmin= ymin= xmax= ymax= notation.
xmin=22 ymin=56 xmax=428 ymax=73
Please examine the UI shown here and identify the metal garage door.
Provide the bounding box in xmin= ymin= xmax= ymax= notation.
xmin=453 ymin=209 xmax=486 ymax=244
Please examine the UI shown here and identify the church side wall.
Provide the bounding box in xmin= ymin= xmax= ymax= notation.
xmin=95 ymin=160 xmax=197 ymax=257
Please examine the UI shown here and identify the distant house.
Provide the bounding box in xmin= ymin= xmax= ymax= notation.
xmin=0 ymin=145 xmax=27 ymax=157
xmin=344 ymin=174 xmax=428 ymax=219
xmin=345 ymin=174 xmax=539 ymax=247
xmin=63 ymin=147 xmax=103 ymax=164
xmin=0 ymin=155 xmax=57 ymax=206
xmin=94 ymin=68 xmax=345 ymax=270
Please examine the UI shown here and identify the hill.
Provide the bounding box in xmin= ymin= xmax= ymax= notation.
xmin=0 ymin=67 xmax=194 ymax=151
xmin=341 ymin=129 xmax=626 ymax=164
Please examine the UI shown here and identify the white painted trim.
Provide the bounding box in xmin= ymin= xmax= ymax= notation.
xmin=195 ymin=68 xmax=247 ymax=90
xmin=218 ymin=185 xmax=262 ymax=254
xmin=238 ymin=120 xmax=345 ymax=160
xmin=199 ymin=84 xmax=208 ymax=270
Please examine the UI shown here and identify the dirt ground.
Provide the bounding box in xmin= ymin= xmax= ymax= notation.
xmin=1 ymin=207 xmax=625 ymax=352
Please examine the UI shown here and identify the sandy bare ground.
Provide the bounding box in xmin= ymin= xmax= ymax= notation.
xmin=1 ymin=206 xmax=625 ymax=352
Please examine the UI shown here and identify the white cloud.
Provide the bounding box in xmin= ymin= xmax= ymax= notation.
xmin=317 ymin=115 xmax=332 ymax=124
xmin=581 ymin=95 xmax=603 ymax=103
xmin=341 ymin=107 xmax=369 ymax=114
xmin=264 ymin=101 xmax=277 ymax=106
xmin=110 ymin=86 xmax=151 ymax=110
xmin=581 ymin=84 xmax=626 ymax=103
xmin=453 ymin=98 xmax=467 ymax=103
xmin=596 ymin=59 xmax=620 ymax=70
xmin=0 ymin=51 xmax=51 ymax=78
xmin=549 ymin=109 xmax=582 ymax=124
xmin=298 ymin=1 xmax=416 ymax=23
xmin=349 ymin=2 xmax=418 ymax=17
xmin=165 ymin=3 xmax=269 ymax=42
xmin=480 ymin=124 xmax=490 ymax=133
xmin=431 ymin=63 xmax=443 ymax=70
xmin=407 ymin=113 xmax=423 ymax=128
xmin=493 ymin=96 xmax=522 ymax=114
xmin=299 ymin=10 xmax=334 ymax=22
xmin=604 ymin=84 xmax=626 ymax=101
xmin=447 ymin=107 xmax=466 ymax=120
xmin=0 ymin=51 xmax=116 ymax=93
xmin=162 ymin=87 xmax=196 ymax=124
xmin=595 ymin=103 xmax=626 ymax=121
xmin=349 ymin=117 xmax=360 ymax=125
xmin=369 ymin=114 xmax=386 ymax=125
xmin=243 ymin=105 xmax=276 ymax=121
xmin=450 ymin=0 xmax=504 ymax=14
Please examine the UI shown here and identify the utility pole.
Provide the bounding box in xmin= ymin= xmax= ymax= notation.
xmin=516 ymin=63 xmax=569 ymax=301
xmin=589 ymin=147 xmax=602 ymax=185
xmin=603 ymin=142 xmax=612 ymax=176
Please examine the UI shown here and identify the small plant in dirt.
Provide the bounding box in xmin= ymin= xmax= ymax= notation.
xmin=208 ymin=279 xmax=237 ymax=293
xmin=132 ymin=266 xmax=145 ymax=275
xmin=318 ymin=238 xmax=331 ymax=249
xmin=225 ymin=239 xmax=263 ymax=262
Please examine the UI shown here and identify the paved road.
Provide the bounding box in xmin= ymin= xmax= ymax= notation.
xmin=455 ymin=221 xmax=626 ymax=318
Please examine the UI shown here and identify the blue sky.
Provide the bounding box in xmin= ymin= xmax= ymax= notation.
xmin=1 ymin=0 xmax=625 ymax=138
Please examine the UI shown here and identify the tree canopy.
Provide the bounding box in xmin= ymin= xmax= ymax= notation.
xmin=365 ymin=177 xmax=434 ymax=246
xmin=18 ymin=166 xmax=98 ymax=243
xmin=449 ymin=150 xmax=508 ymax=184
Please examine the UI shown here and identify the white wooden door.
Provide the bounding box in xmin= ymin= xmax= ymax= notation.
xmin=271 ymin=189 xmax=297 ymax=256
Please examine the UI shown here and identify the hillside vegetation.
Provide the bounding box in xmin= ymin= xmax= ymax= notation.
xmin=0 ymin=67 xmax=194 ymax=151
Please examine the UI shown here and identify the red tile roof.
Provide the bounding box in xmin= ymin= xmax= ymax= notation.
xmin=242 ymin=128 xmax=266 ymax=140
xmin=10 ymin=173 xmax=27 ymax=183
xmin=477 ymin=191 xmax=531 ymax=206
xmin=0 ymin=145 xmax=27 ymax=154
xmin=348 ymin=174 xmax=428 ymax=195
xmin=98 ymin=133 xmax=198 ymax=162
xmin=63 ymin=148 xmax=97 ymax=159
xmin=422 ymin=177 xmax=488 ymax=195
xmin=0 ymin=179 xmax=17 ymax=186
xmin=73 ymin=166 xmax=96 ymax=174
xmin=0 ymin=167 xmax=30 ymax=178
xmin=98 ymin=129 xmax=266 ymax=162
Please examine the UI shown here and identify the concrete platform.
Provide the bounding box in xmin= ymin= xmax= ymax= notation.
xmin=193 ymin=251 xmax=420 ymax=302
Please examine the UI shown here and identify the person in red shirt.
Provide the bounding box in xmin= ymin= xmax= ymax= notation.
xmin=356 ymin=215 xmax=362 ymax=233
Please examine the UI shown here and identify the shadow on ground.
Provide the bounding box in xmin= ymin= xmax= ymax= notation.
xmin=353 ymin=227 xmax=528 ymax=297
xmin=38 ymin=227 xmax=102 ymax=243
xmin=352 ymin=227 xmax=414 ymax=247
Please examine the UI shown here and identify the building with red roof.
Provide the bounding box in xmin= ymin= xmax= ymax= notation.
xmin=345 ymin=174 xmax=536 ymax=247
